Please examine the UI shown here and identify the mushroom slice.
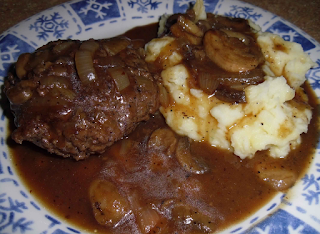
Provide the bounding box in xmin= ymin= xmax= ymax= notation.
xmin=89 ymin=179 xmax=130 ymax=226
xmin=204 ymin=29 xmax=264 ymax=72
xmin=255 ymin=162 xmax=298 ymax=191
xmin=175 ymin=137 xmax=209 ymax=174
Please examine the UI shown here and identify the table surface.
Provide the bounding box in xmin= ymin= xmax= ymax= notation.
xmin=1 ymin=0 xmax=319 ymax=42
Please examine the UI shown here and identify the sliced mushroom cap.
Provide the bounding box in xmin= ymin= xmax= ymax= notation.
xmin=255 ymin=162 xmax=298 ymax=191
xmin=175 ymin=137 xmax=209 ymax=174
xmin=148 ymin=128 xmax=177 ymax=156
xmin=89 ymin=179 xmax=130 ymax=226
xmin=204 ymin=29 xmax=264 ymax=72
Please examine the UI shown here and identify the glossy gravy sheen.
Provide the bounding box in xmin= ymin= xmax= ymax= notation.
xmin=9 ymin=24 xmax=319 ymax=233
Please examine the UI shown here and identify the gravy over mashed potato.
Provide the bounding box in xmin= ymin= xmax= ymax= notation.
xmin=145 ymin=7 xmax=316 ymax=159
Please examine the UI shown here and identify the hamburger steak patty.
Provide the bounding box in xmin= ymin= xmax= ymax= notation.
xmin=4 ymin=38 xmax=160 ymax=160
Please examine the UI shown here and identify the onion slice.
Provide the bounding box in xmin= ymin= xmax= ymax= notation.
xmin=177 ymin=15 xmax=203 ymax=37
xmin=80 ymin=40 xmax=99 ymax=53
xmin=75 ymin=50 xmax=96 ymax=84
xmin=198 ymin=72 xmax=219 ymax=94
xmin=108 ymin=67 xmax=130 ymax=91
xmin=15 ymin=53 xmax=31 ymax=79
xmin=158 ymin=83 xmax=170 ymax=108
xmin=215 ymin=86 xmax=246 ymax=103
xmin=136 ymin=76 xmax=154 ymax=91
xmin=103 ymin=38 xmax=130 ymax=56
xmin=53 ymin=41 xmax=75 ymax=54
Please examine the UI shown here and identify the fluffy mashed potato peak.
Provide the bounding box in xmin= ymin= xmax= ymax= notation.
xmin=145 ymin=16 xmax=314 ymax=159
xmin=257 ymin=32 xmax=317 ymax=89
xmin=231 ymin=76 xmax=311 ymax=158
xmin=145 ymin=37 xmax=176 ymax=63
xmin=244 ymin=76 xmax=295 ymax=115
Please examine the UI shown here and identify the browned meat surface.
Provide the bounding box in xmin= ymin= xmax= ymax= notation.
xmin=4 ymin=38 xmax=159 ymax=160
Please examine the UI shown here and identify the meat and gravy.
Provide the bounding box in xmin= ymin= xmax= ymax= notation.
xmin=5 ymin=38 xmax=159 ymax=160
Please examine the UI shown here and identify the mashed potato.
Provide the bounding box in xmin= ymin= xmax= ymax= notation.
xmin=145 ymin=23 xmax=316 ymax=159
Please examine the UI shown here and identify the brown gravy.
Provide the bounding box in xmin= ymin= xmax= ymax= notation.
xmin=8 ymin=24 xmax=320 ymax=233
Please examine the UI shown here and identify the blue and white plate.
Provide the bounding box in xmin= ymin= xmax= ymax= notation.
xmin=0 ymin=0 xmax=319 ymax=233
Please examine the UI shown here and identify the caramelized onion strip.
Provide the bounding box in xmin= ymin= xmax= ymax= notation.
xmin=6 ymin=87 xmax=33 ymax=105
xmin=136 ymin=76 xmax=154 ymax=91
xmin=215 ymin=87 xmax=246 ymax=103
xmin=170 ymin=23 xmax=202 ymax=45
xmin=15 ymin=53 xmax=31 ymax=79
xmin=80 ymin=40 xmax=100 ymax=53
xmin=102 ymin=38 xmax=130 ymax=56
xmin=177 ymin=15 xmax=203 ymax=37
xmin=198 ymin=72 xmax=219 ymax=94
xmin=216 ymin=68 xmax=265 ymax=87
xmin=196 ymin=66 xmax=264 ymax=95
xmin=26 ymin=50 xmax=50 ymax=70
xmin=158 ymin=83 xmax=170 ymax=108
xmin=108 ymin=67 xmax=130 ymax=91
xmin=75 ymin=50 xmax=96 ymax=84
xmin=53 ymin=41 xmax=75 ymax=53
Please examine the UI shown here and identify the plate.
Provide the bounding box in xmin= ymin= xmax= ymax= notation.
xmin=0 ymin=0 xmax=320 ymax=233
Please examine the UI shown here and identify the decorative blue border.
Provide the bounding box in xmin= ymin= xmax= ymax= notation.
xmin=0 ymin=0 xmax=319 ymax=233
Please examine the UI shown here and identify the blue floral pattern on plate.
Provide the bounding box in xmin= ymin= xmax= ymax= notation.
xmin=29 ymin=12 xmax=69 ymax=41
xmin=0 ymin=0 xmax=319 ymax=233
xmin=70 ymin=0 xmax=121 ymax=25
xmin=128 ymin=0 xmax=162 ymax=13
xmin=0 ymin=34 xmax=35 ymax=80
xmin=266 ymin=21 xmax=316 ymax=51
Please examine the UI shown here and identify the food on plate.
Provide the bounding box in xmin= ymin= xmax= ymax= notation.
xmin=4 ymin=37 xmax=159 ymax=160
xmin=89 ymin=116 xmax=223 ymax=233
xmin=13 ymin=104 xmax=318 ymax=233
xmin=6 ymin=0 xmax=319 ymax=234
xmin=145 ymin=3 xmax=316 ymax=159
